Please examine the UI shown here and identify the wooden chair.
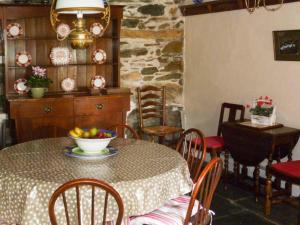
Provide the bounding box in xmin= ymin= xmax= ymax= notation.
xmin=265 ymin=160 xmax=300 ymax=224
xmin=49 ymin=178 xmax=124 ymax=225
xmin=176 ymin=128 xmax=207 ymax=183
xmin=136 ymin=85 xmax=183 ymax=144
xmin=110 ymin=124 xmax=140 ymax=140
xmin=130 ymin=158 xmax=223 ymax=225
xmin=206 ymin=102 xmax=245 ymax=158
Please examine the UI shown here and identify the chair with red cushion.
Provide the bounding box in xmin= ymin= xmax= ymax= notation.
xmin=206 ymin=102 xmax=245 ymax=158
xmin=265 ymin=160 xmax=300 ymax=224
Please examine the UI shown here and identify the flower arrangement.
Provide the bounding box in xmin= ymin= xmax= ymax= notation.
xmin=247 ymin=96 xmax=274 ymax=117
xmin=27 ymin=66 xmax=52 ymax=88
xmin=247 ymin=96 xmax=276 ymax=125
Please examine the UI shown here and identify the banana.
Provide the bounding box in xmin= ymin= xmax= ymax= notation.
xmin=69 ymin=130 xmax=80 ymax=138
xmin=74 ymin=127 xmax=84 ymax=136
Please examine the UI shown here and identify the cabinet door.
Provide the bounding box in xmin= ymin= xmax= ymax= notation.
xmin=16 ymin=117 xmax=73 ymax=143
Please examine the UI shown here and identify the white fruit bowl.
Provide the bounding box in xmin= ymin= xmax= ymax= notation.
xmin=70 ymin=129 xmax=116 ymax=154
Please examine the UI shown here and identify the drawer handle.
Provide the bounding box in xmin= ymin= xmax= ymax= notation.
xmin=44 ymin=106 xmax=52 ymax=113
xmin=96 ymin=103 xmax=104 ymax=110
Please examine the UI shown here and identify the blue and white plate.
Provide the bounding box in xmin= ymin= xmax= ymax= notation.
xmin=64 ymin=146 xmax=118 ymax=160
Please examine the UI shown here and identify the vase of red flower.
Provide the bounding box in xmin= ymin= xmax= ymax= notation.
xmin=28 ymin=66 xmax=52 ymax=99
xmin=248 ymin=96 xmax=276 ymax=126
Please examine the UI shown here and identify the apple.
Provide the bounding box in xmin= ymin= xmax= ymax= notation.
xmin=89 ymin=127 xmax=98 ymax=137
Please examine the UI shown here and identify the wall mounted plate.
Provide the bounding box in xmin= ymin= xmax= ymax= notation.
xmin=92 ymin=49 xmax=107 ymax=64
xmin=56 ymin=23 xmax=71 ymax=39
xmin=91 ymin=75 xmax=106 ymax=89
xmin=61 ymin=78 xmax=75 ymax=92
xmin=14 ymin=78 xmax=30 ymax=94
xmin=90 ymin=23 xmax=104 ymax=37
xmin=7 ymin=23 xmax=23 ymax=39
xmin=16 ymin=52 xmax=32 ymax=67
xmin=50 ymin=47 xmax=71 ymax=66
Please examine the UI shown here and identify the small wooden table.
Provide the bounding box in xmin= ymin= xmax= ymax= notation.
xmin=222 ymin=121 xmax=300 ymax=201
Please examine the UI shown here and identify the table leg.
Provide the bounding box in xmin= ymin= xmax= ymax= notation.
xmin=224 ymin=150 xmax=229 ymax=190
xmin=234 ymin=161 xmax=239 ymax=184
xmin=265 ymin=174 xmax=272 ymax=216
xmin=254 ymin=165 xmax=260 ymax=202
xmin=242 ymin=165 xmax=248 ymax=178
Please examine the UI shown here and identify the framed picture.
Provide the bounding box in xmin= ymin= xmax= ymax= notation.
xmin=273 ymin=30 xmax=300 ymax=61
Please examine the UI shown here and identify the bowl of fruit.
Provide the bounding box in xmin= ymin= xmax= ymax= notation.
xmin=69 ymin=127 xmax=116 ymax=154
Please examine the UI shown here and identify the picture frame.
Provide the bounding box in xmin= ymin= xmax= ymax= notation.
xmin=273 ymin=30 xmax=300 ymax=61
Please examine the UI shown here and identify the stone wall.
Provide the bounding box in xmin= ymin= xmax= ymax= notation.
xmin=110 ymin=0 xmax=184 ymax=130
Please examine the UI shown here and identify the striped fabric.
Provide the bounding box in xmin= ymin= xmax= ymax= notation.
xmin=130 ymin=196 xmax=214 ymax=225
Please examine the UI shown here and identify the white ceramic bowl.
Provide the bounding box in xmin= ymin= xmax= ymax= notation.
xmin=70 ymin=129 xmax=116 ymax=154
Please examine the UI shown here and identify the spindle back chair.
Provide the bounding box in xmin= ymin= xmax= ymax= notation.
xmin=176 ymin=128 xmax=207 ymax=183
xmin=49 ymin=178 xmax=124 ymax=225
xmin=110 ymin=124 xmax=140 ymax=140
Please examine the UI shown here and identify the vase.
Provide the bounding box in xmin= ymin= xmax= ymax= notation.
xmin=31 ymin=87 xmax=45 ymax=99
xmin=251 ymin=107 xmax=276 ymax=126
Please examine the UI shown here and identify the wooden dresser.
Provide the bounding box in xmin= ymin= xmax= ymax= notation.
xmin=9 ymin=94 xmax=130 ymax=143
xmin=1 ymin=4 xmax=130 ymax=143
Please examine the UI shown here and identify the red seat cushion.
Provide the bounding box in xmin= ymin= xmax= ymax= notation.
xmin=271 ymin=160 xmax=300 ymax=181
xmin=192 ymin=136 xmax=224 ymax=149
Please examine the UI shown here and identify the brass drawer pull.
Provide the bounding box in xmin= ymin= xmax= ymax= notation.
xmin=44 ymin=106 xmax=52 ymax=113
xmin=96 ymin=103 xmax=104 ymax=110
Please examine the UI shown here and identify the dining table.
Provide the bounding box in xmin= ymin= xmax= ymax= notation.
xmin=0 ymin=137 xmax=193 ymax=225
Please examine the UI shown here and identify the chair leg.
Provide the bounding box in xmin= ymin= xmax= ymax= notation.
xmin=265 ymin=175 xmax=272 ymax=216
xmin=254 ymin=165 xmax=260 ymax=202
xmin=234 ymin=161 xmax=239 ymax=184
xmin=158 ymin=136 xmax=165 ymax=144
xmin=224 ymin=150 xmax=229 ymax=190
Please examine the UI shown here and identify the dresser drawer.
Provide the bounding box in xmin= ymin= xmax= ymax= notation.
xmin=14 ymin=98 xmax=73 ymax=118
xmin=74 ymin=96 xmax=130 ymax=116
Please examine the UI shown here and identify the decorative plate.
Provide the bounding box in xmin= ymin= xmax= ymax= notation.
xmin=50 ymin=47 xmax=71 ymax=66
xmin=61 ymin=78 xmax=75 ymax=92
xmin=92 ymin=49 xmax=106 ymax=64
xmin=16 ymin=52 xmax=32 ymax=67
xmin=91 ymin=75 xmax=106 ymax=89
xmin=64 ymin=146 xmax=118 ymax=160
xmin=6 ymin=23 xmax=23 ymax=39
xmin=56 ymin=23 xmax=71 ymax=38
xmin=14 ymin=78 xmax=30 ymax=95
xmin=90 ymin=23 xmax=104 ymax=37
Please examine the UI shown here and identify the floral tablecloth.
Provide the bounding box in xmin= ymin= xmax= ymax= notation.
xmin=0 ymin=137 xmax=192 ymax=225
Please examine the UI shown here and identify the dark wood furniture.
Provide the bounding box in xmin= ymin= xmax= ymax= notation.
xmin=222 ymin=121 xmax=300 ymax=201
xmin=180 ymin=0 xmax=300 ymax=16
xmin=265 ymin=160 xmax=300 ymax=224
xmin=110 ymin=124 xmax=140 ymax=140
xmin=136 ymin=85 xmax=183 ymax=144
xmin=206 ymin=102 xmax=245 ymax=158
xmin=1 ymin=4 xmax=130 ymax=143
xmin=176 ymin=128 xmax=207 ymax=183
xmin=9 ymin=94 xmax=130 ymax=143
xmin=49 ymin=178 xmax=124 ymax=225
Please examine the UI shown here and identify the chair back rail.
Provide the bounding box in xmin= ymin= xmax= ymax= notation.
xmin=176 ymin=128 xmax=207 ymax=183
xmin=49 ymin=178 xmax=124 ymax=225
xmin=137 ymin=85 xmax=166 ymax=128
xmin=217 ymin=102 xmax=245 ymax=136
xmin=110 ymin=124 xmax=140 ymax=140
xmin=184 ymin=158 xmax=223 ymax=225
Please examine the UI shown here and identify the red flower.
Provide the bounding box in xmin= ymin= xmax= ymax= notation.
xmin=259 ymin=96 xmax=263 ymax=100
xmin=257 ymin=101 xmax=264 ymax=107
xmin=265 ymin=96 xmax=269 ymax=100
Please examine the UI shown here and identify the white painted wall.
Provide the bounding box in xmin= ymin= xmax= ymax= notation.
xmin=184 ymin=2 xmax=300 ymax=193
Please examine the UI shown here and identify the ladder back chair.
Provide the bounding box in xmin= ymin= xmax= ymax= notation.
xmin=130 ymin=158 xmax=223 ymax=225
xmin=49 ymin=178 xmax=124 ymax=225
xmin=136 ymin=85 xmax=183 ymax=144
xmin=176 ymin=128 xmax=207 ymax=183
xmin=110 ymin=124 xmax=140 ymax=140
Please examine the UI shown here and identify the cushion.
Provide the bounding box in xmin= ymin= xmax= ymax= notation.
xmin=130 ymin=196 xmax=214 ymax=225
xmin=271 ymin=160 xmax=300 ymax=182
xmin=192 ymin=136 xmax=224 ymax=149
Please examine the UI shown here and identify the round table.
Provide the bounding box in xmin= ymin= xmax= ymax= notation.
xmin=0 ymin=137 xmax=192 ymax=225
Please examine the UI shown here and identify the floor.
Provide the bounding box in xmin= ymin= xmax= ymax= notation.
xmin=212 ymin=182 xmax=298 ymax=225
